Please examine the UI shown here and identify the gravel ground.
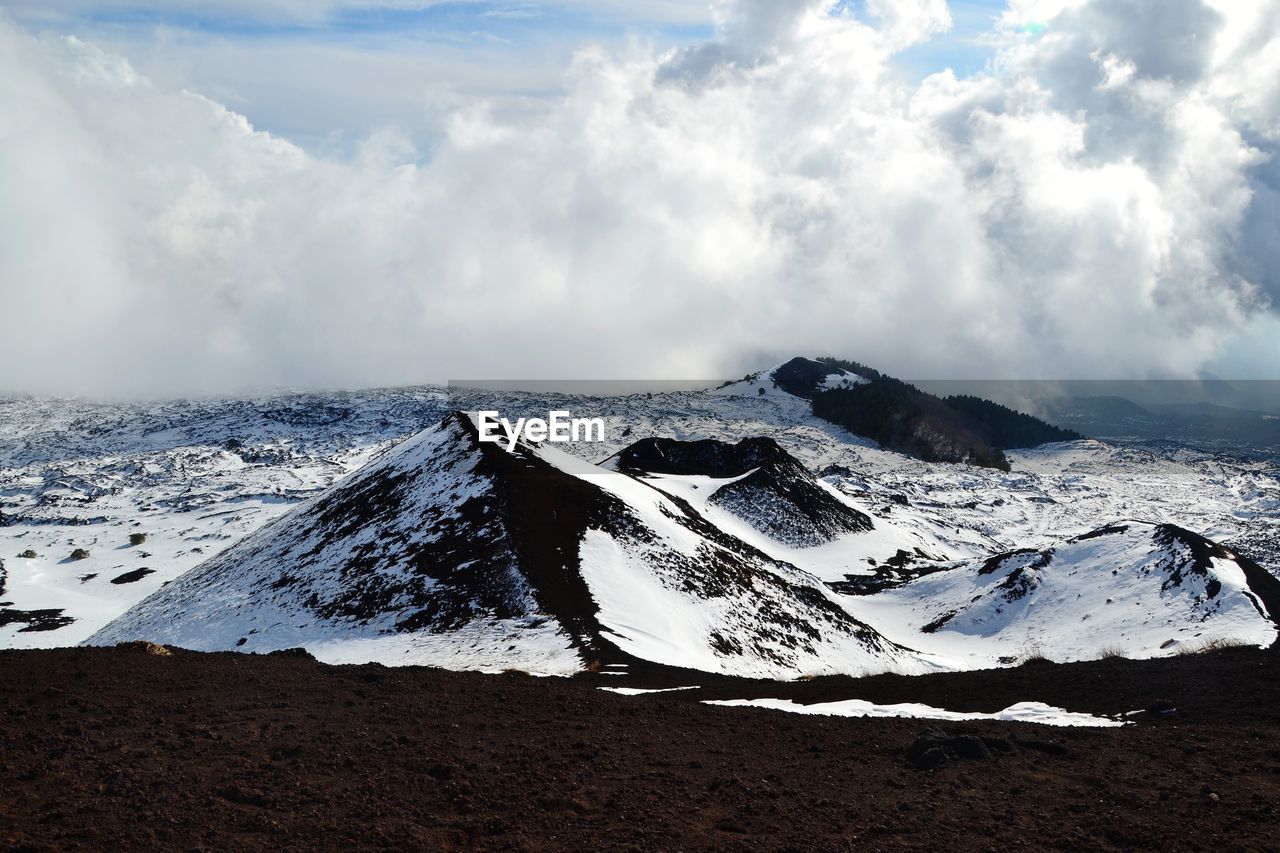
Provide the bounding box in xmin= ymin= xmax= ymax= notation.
xmin=3 ymin=645 xmax=1279 ymax=851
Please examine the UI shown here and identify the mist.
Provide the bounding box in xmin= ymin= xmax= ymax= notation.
xmin=1 ymin=0 xmax=1278 ymax=396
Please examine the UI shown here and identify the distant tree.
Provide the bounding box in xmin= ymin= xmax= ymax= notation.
xmin=814 ymin=356 xmax=883 ymax=381
xmin=944 ymin=395 xmax=1082 ymax=448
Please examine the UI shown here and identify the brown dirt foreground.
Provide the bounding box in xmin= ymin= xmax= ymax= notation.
xmin=3 ymin=646 xmax=1280 ymax=852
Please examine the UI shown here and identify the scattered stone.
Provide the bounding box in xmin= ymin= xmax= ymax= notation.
xmin=906 ymin=728 xmax=993 ymax=770
xmin=69 ymin=548 xmax=90 ymax=561
xmin=128 ymin=533 xmax=147 ymax=546
xmin=912 ymin=747 xmax=949 ymax=770
xmin=109 ymin=568 xmax=155 ymax=585
xmin=18 ymin=549 xmax=38 ymax=559
xmin=1016 ymin=738 xmax=1069 ymax=756
xmin=947 ymin=734 xmax=993 ymax=761
xmin=219 ymin=785 xmax=270 ymax=808
xmin=981 ymin=736 xmax=1014 ymax=754
xmin=115 ymin=640 xmax=172 ymax=657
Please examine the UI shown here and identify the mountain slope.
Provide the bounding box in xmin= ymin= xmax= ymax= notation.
xmin=89 ymin=413 xmax=933 ymax=678
xmin=715 ymin=357 xmax=1080 ymax=470
xmin=715 ymin=357 xmax=872 ymax=400
xmin=92 ymin=420 xmax=1277 ymax=676
xmin=88 ymin=412 xmax=584 ymax=673
xmin=611 ymin=436 xmax=873 ymax=547
xmin=4 ymin=358 xmax=1275 ymax=674
xmin=847 ymin=521 xmax=1280 ymax=668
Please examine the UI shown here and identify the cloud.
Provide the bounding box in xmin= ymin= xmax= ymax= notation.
xmin=2 ymin=0 xmax=717 ymax=28
xmin=0 ymin=0 xmax=1278 ymax=395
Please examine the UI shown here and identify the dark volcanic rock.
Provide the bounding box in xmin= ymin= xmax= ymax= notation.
xmin=614 ymin=436 xmax=792 ymax=478
xmin=1154 ymin=524 xmax=1280 ymax=623
xmin=616 ymin=436 xmax=872 ymax=547
xmin=770 ymin=357 xmax=871 ymax=398
xmin=109 ymin=568 xmax=155 ymax=585
xmin=905 ymin=728 xmax=994 ymax=770
xmin=0 ymin=606 xmax=75 ymax=633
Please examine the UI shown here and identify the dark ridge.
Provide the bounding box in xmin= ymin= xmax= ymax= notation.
xmin=0 ymin=512 xmax=111 ymax=528
xmin=770 ymin=357 xmax=870 ymax=398
xmin=1069 ymin=524 xmax=1131 ymax=543
xmin=627 ymin=486 xmax=892 ymax=661
xmin=1154 ymin=524 xmax=1280 ymax=633
xmin=1154 ymin=524 xmax=1237 ymax=574
xmin=614 ymin=436 xmax=791 ymax=477
xmin=1047 ymin=395 xmax=1153 ymax=420
xmin=944 ymin=395 xmax=1082 ymax=448
xmin=766 ymin=355 xmax=1083 ymax=470
xmin=717 ymin=357 xmax=875 ymax=398
xmin=827 ymin=556 xmax=949 ymax=596
xmin=458 ymin=413 xmax=620 ymax=658
xmin=709 ymin=466 xmax=872 ymax=546
xmin=811 ymin=378 xmax=1013 ymax=471
xmin=814 ymin=356 xmax=884 ymax=381
xmin=616 ymin=435 xmax=872 ymax=546
xmin=281 ymin=411 xmax=544 ymax=634
xmin=997 ymin=552 xmax=1054 ymax=602
xmin=1236 ymin=557 xmax=1280 ymax=636
xmin=721 ymin=356 xmax=1075 ymax=470
xmin=921 ymin=609 xmax=959 ymax=634
xmin=978 ymin=548 xmax=1040 ymax=576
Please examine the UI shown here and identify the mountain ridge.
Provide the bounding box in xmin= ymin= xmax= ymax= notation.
xmin=88 ymin=411 xmax=929 ymax=678
xmin=718 ymin=357 xmax=1081 ymax=470
xmin=85 ymin=411 xmax=1277 ymax=676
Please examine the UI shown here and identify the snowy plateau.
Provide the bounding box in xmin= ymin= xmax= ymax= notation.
xmin=2 ymin=358 xmax=1278 ymax=680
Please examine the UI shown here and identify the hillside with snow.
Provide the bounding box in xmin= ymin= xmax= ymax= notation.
xmin=87 ymin=412 xmax=935 ymax=678
xmin=3 ymin=358 xmax=1278 ymax=677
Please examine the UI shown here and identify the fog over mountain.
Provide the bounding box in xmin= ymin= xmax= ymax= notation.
xmin=1 ymin=0 xmax=1278 ymax=394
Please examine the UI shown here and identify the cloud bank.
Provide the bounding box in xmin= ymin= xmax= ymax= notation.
xmin=1 ymin=0 xmax=1278 ymax=394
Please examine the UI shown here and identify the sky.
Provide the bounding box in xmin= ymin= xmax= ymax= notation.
xmin=1 ymin=0 xmax=1278 ymax=394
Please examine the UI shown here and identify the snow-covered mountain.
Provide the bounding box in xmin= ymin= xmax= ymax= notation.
xmin=87 ymin=413 xmax=935 ymax=678
xmin=3 ymin=359 xmax=1279 ymax=676
xmin=608 ymin=436 xmax=875 ymax=547
xmin=850 ymin=521 xmax=1280 ymax=668
xmin=713 ymin=357 xmax=871 ymax=399
xmin=86 ymin=411 xmax=1279 ymax=677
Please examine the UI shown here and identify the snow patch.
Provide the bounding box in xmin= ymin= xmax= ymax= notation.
xmin=703 ymin=697 xmax=1125 ymax=728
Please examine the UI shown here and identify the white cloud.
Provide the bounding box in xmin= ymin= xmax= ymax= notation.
xmin=2 ymin=0 xmax=717 ymax=27
xmin=0 ymin=0 xmax=1277 ymax=395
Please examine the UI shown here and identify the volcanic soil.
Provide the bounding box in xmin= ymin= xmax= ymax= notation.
xmin=3 ymin=644 xmax=1280 ymax=851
